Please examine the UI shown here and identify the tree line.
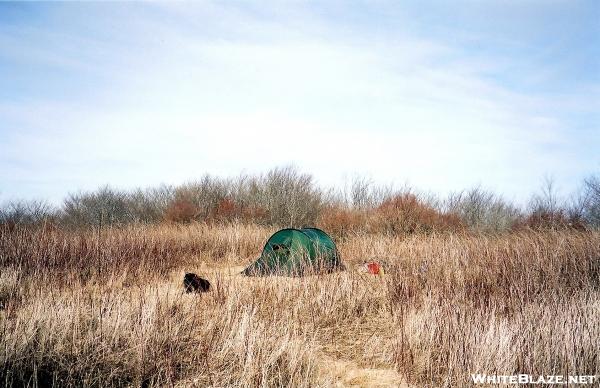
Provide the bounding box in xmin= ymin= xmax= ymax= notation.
xmin=1 ymin=167 xmax=599 ymax=234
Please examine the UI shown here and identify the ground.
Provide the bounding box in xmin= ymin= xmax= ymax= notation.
xmin=1 ymin=224 xmax=598 ymax=386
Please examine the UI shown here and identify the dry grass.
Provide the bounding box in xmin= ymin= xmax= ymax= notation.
xmin=1 ymin=224 xmax=599 ymax=387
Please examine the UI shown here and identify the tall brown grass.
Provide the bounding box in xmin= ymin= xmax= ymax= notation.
xmin=1 ymin=223 xmax=598 ymax=386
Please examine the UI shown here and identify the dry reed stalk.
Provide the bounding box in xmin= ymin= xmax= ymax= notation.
xmin=1 ymin=224 xmax=598 ymax=386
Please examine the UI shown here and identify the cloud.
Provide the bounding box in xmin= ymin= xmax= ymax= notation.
xmin=0 ymin=2 xmax=598 ymax=204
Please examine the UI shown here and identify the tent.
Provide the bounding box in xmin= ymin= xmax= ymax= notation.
xmin=243 ymin=228 xmax=344 ymax=276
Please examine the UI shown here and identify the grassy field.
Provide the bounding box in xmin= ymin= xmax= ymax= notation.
xmin=1 ymin=223 xmax=599 ymax=387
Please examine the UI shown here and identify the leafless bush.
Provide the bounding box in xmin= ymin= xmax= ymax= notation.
xmin=127 ymin=185 xmax=175 ymax=223
xmin=319 ymin=191 xmax=463 ymax=238
xmin=62 ymin=186 xmax=132 ymax=228
xmin=338 ymin=175 xmax=394 ymax=209
xmin=10 ymin=168 xmax=600 ymax=232
xmin=523 ymin=176 xmax=581 ymax=230
xmin=375 ymin=192 xmax=464 ymax=235
xmin=164 ymin=195 xmax=200 ymax=223
xmin=445 ymin=187 xmax=521 ymax=232
xmin=61 ymin=185 xmax=177 ymax=228
xmin=0 ymin=200 xmax=57 ymax=228
xmin=174 ymin=175 xmax=230 ymax=221
xmin=257 ymin=166 xmax=322 ymax=227
xmin=530 ymin=175 xmax=562 ymax=215
xmin=161 ymin=167 xmax=322 ymax=226
xmin=578 ymin=174 xmax=600 ymax=228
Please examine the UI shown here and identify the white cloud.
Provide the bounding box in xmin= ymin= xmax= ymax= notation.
xmin=0 ymin=2 xmax=598 ymax=204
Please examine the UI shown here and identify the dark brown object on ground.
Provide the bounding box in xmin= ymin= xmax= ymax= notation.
xmin=183 ymin=273 xmax=211 ymax=293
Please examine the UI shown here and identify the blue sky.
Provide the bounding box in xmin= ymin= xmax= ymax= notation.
xmin=1 ymin=1 xmax=598 ymax=204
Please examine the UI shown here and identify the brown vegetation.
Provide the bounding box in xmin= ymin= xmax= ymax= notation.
xmin=164 ymin=197 xmax=200 ymax=223
xmin=1 ymin=223 xmax=598 ymax=386
xmin=318 ymin=194 xmax=463 ymax=237
xmin=3 ymin=168 xmax=600 ymax=234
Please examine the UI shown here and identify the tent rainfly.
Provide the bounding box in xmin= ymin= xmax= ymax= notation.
xmin=242 ymin=228 xmax=344 ymax=276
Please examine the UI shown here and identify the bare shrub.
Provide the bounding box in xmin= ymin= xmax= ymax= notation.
xmin=317 ymin=206 xmax=367 ymax=238
xmin=579 ymin=174 xmax=600 ymax=228
xmin=373 ymin=193 xmax=464 ymax=235
xmin=445 ymin=187 xmax=522 ymax=232
xmin=164 ymin=196 xmax=200 ymax=223
xmin=336 ymin=174 xmax=394 ymax=209
xmin=127 ymin=185 xmax=175 ymax=223
xmin=263 ymin=166 xmax=322 ymax=226
xmin=208 ymin=197 xmax=238 ymax=222
xmin=0 ymin=200 xmax=57 ymax=228
xmin=521 ymin=176 xmax=581 ymax=230
xmin=319 ymin=192 xmax=462 ymax=238
xmin=175 ymin=175 xmax=230 ymax=221
xmin=11 ymin=167 xmax=600 ymax=232
xmin=62 ymin=186 xmax=132 ymax=228
xmin=159 ymin=167 xmax=321 ymax=227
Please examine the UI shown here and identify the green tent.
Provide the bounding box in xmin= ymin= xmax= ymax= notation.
xmin=243 ymin=228 xmax=344 ymax=276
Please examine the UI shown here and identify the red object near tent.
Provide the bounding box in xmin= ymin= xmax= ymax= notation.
xmin=366 ymin=262 xmax=382 ymax=275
